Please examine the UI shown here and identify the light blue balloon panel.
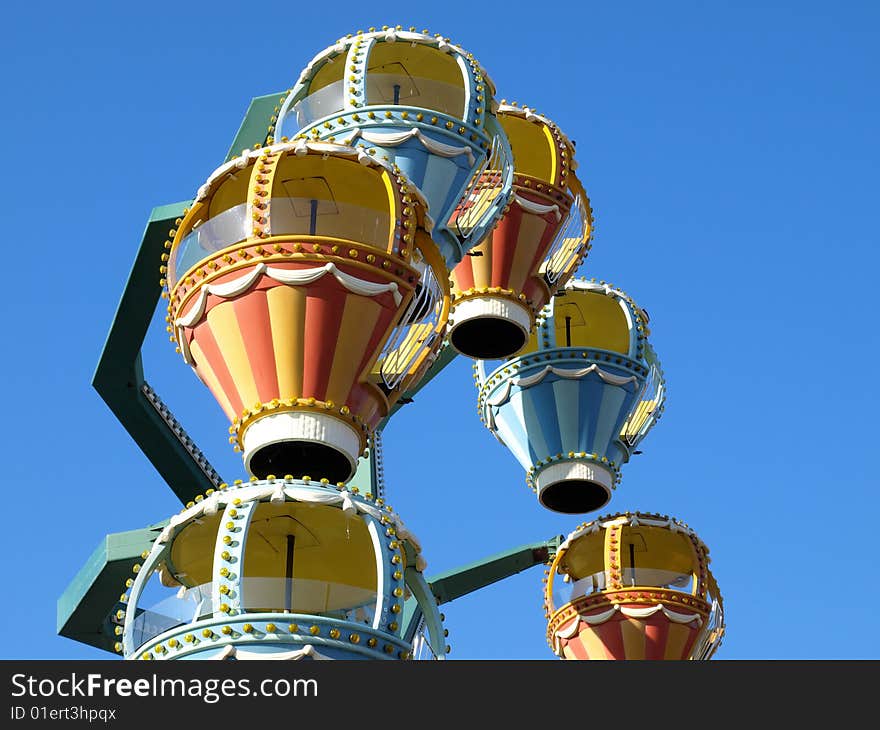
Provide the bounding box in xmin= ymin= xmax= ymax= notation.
xmin=475 ymin=279 xmax=666 ymax=515
xmin=274 ymin=27 xmax=514 ymax=268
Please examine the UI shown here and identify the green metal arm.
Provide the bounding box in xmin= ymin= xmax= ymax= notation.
xmin=92 ymin=202 xmax=224 ymax=504
xmin=428 ymin=536 xmax=562 ymax=604
xmin=224 ymin=91 xmax=286 ymax=161
xmin=57 ymin=524 xmax=167 ymax=653
xmin=89 ymin=92 xmax=288 ymax=506
xmin=403 ymin=535 xmax=563 ymax=646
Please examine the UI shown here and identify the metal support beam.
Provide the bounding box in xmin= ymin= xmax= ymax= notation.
xmin=92 ymin=202 xmax=223 ymax=504
xmin=429 ymin=536 xmax=563 ymax=604
xmin=57 ymin=524 xmax=165 ymax=653
xmin=403 ymin=535 xmax=563 ymax=644
xmin=224 ymin=91 xmax=286 ymax=162
xmin=350 ymin=427 xmax=387 ymax=499
xmin=89 ymin=93 xmax=286 ymax=506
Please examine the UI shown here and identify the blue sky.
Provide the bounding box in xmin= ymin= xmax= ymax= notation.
xmin=3 ymin=1 xmax=878 ymax=659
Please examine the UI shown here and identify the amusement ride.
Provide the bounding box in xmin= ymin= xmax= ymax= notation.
xmin=58 ymin=26 xmax=725 ymax=661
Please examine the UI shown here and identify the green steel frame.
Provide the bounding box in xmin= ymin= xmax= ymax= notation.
xmin=59 ymin=91 xmax=558 ymax=655
xmin=57 ymin=524 xmax=167 ymax=653
xmin=92 ymin=200 xmax=219 ymax=504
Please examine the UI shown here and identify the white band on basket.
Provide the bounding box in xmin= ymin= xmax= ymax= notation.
xmin=450 ymin=296 xmax=531 ymax=335
xmin=242 ymin=411 xmax=361 ymax=478
xmin=536 ymin=460 xmax=613 ymax=499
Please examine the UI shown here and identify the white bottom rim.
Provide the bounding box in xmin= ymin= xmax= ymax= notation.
xmin=448 ymin=296 xmax=532 ymax=354
xmin=535 ymin=461 xmax=613 ymax=509
xmin=242 ymin=411 xmax=361 ymax=480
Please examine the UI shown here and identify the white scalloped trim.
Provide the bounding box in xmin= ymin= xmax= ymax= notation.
xmin=484 ymin=364 xmax=639 ymax=409
xmin=554 ymin=603 xmax=702 ymax=632
xmin=513 ymin=193 xmax=561 ymax=220
xmin=214 ymin=644 xmax=333 ymax=661
xmin=175 ymin=261 xmax=402 ymax=332
xmin=346 ymin=127 xmax=476 ymax=167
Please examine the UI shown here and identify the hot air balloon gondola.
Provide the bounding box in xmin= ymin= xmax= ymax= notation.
xmin=120 ymin=478 xmax=448 ymax=660
xmin=545 ymin=512 xmax=725 ymax=660
xmin=273 ymin=27 xmax=514 ymax=269
xmin=165 ymin=141 xmax=450 ymax=484
xmin=448 ymin=104 xmax=592 ymax=359
xmin=475 ymin=279 xmax=665 ymax=514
